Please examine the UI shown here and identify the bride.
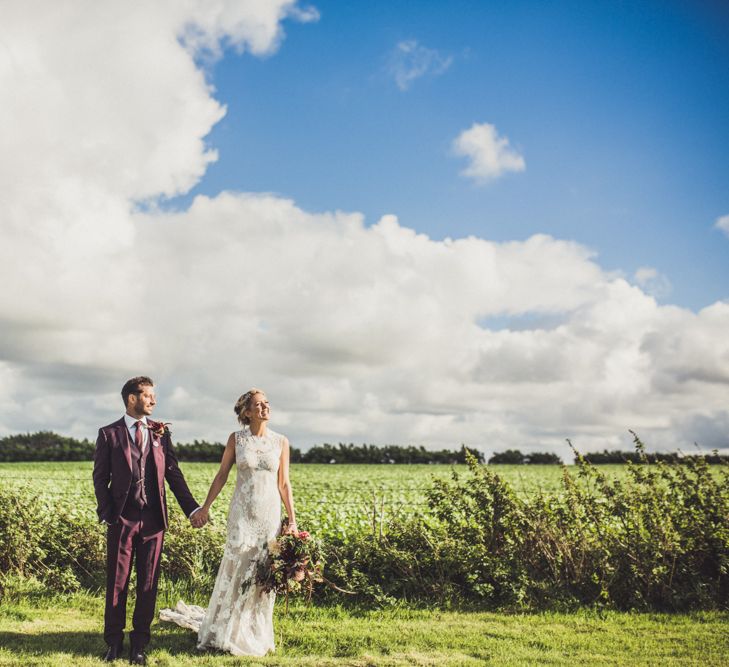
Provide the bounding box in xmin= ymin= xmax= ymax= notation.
xmin=160 ymin=388 xmax=297 ymax=656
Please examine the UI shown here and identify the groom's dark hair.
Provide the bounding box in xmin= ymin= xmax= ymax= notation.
xmin=121 ymin=376 xmax=154 ymax=406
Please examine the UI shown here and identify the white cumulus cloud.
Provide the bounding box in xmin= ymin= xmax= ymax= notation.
xmin=715 ymin=214 xmax=729 ymax=237
xmin=388 ymin=40 xmax=453 ymax=91
xmin=0 ymin=0 xmax=313 ymax=364
xmin=453 ymin=122 xmax=526 ymax=184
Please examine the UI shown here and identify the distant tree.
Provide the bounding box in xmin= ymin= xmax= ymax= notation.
xmin=525 ymin=452 xmax=562 ymax=464
xmin=581 ymin=450 xmax=637 ymax=464
xmin=488 ymin=449 xmax=525 ymax=465
xmin=704 ymin=450 xmax=729 ymax=464
xmin=302 ymin=443 xmax=340 ymax=463
xmin=296 ymin=442 xmax=484 ymax=464
xmin=175 ymin=440 xmax=225 ymax=462
xmin=578 ymin=449 xmax=729 ymax=464
xmin=0 ymin=431 xmax=93 ymax=461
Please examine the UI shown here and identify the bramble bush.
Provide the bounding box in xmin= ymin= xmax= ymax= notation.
xmin=324 ymin=434 xmax=728 ymax=610
xmin=0 ymin=489 xmax=105 ymax=594
xmin=1 ymin=434 xmax=727 ymax=612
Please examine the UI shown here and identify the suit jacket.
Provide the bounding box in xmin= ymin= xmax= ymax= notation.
xmin=92 ymin=417 xmax=199 ymax=529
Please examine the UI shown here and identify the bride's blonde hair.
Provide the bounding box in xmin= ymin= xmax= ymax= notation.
xmin=234 ymin=388 xmax=265 ymax=425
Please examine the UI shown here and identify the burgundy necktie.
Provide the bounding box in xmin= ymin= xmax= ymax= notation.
xmin=134 ymin=420 xmax=147 ymax=507
xmin=135 ymin=420 xmax=144 ymax=451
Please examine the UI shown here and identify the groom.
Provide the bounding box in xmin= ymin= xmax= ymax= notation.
xmin=93 ymin=376 xmax=206 ymax=664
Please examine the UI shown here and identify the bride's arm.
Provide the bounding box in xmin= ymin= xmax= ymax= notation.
xmin=194 ymin=433 xmax=236 ymax=525
xmin=278 ymin=437 xmax=297 ymax=533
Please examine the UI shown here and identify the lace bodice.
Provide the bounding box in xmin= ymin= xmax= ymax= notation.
xmin=226 ymin=427 xmax=282 ymax=546
xmin=235 ymin=426 xmax=282 ymax=473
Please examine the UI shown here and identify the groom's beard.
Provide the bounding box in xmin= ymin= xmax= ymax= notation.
xmin=128 ymin=403 xmax=155 ymax=418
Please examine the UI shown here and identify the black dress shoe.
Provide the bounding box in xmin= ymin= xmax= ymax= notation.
xmin=103 ymin=642 xmax=123 ymax=661
xmin=129 ymin=647 xmax=147 ymax=665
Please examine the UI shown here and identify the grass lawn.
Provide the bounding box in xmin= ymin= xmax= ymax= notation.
xmin=0 ymin=593 xmax=727 ymax=666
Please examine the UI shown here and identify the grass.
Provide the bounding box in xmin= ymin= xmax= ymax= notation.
xmin=0 ymin=592 xmax=728 ymax=666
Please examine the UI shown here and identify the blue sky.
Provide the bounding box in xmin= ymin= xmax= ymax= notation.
xmin=174 ymin=0 xmax=729 ymax=310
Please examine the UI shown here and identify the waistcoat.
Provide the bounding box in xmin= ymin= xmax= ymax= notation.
xmin=125 ymin=437 xmax=161 ymax=514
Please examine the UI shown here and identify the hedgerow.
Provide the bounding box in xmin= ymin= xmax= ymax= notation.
xmin=1 ymin=434 xmax=726 ymax=611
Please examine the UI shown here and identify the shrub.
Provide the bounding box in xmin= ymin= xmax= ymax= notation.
xmin=0 ymin=488 xmax=105 ymax=596
xmin=325 ymin=453 xmax=530 ymax=608
xmin=161 ymin=509 xmax=225 ymax=591
xmin=325 ymin=440 xmax=729 ymax=611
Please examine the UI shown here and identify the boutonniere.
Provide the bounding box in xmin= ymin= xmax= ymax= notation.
xmin=149 ymin=421 xmax=171 ymax=441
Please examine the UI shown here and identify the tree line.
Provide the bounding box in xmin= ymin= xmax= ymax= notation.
xmin=0 ymin=431 xmax=726 ymax=464
xmin=0 ymin=431 xmax=94 ymax=461
xmin=487 ymin=449 xmax=563 ymax=464
xmin=579 ymin=448 xmax=729 ymax=464
xmin=289 ymin=442 xmax=485 ymax=464
xmin=0 ymin=432 xmax=485 ymax=464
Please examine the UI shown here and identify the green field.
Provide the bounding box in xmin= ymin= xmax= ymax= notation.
xmin=0 ymin=461 xmax=624 ymax=541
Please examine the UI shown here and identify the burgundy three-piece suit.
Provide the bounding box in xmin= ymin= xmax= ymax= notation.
xmin=92 ymin=417 xmax=199 ymax=650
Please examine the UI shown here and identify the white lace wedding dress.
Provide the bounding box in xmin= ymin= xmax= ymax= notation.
xmin=160 ymin=427 xmax=282 ymax=656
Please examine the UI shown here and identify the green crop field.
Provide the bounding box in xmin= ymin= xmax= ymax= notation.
xmin=0 ymin=461 xmax=626 ymax=541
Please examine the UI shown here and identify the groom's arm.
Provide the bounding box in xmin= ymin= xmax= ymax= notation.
xmin=92 ymin=428 xmax=113 ymax=523
xmin=163 ymin=433 xmax=200 ymax=518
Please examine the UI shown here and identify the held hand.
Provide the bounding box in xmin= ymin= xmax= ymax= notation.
xmin=190 ymin=507 xmax=209 ymax=528
xmin=190 ymin=512 xmax=206 ymax=528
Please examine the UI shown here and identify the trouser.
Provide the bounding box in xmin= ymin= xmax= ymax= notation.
xmin=103 ymin=507 xmax=165 ymax=649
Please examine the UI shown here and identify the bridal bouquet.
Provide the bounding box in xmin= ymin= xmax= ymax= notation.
xmin=256 ymin=528 xmax=325 ymax=602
